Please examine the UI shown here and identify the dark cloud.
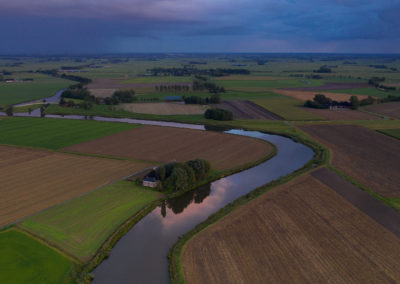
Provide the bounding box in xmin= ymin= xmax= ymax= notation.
xmin=0 ymin=0 xmax=399 ymax=53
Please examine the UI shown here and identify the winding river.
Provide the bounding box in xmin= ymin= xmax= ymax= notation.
xmin=2 ymin=99 xmax=314 ymax=283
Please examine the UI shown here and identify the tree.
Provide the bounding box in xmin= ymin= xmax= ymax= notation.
xmin=5 ymin=105 xmax=13 ymax=116
xmin=113 ymin=89 xmax=135 ymax=103
xmin=350 ymin=96 xmax=360 ymax=110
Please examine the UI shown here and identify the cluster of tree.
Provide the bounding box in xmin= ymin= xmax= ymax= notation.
xmin=137 ymin=97 xmax=160 ymax=102
xmin=150 ymin=159 xmax=211 ymax=192
xmin=368 ymin=77 xmax=397 ymax=91
xmin=303 ymin=94 xmax=398 ymax=110
xmin=313 ymin=65 xmax=332 ymax=73
xmin=112 ymin=89 xmax=135 ymax=103
xmin=204 ymin=108 xmax=233 ymax=121
xmin=59 ymin=98 xmax=94 ymax=110
xmin=62 ymin=84 xmax=95 ymax=101
xmin=183 ymin=94 xmax=221 ymax=105
xmin=192 ymin=76 xmax=225 ymax=93
xmin=369 ymin=65 xmax=388 ymax=69
xmin=148 ymin=67 xmax=250 ymax=77
xmin=155 ymin=85 xmax=190 ymax=92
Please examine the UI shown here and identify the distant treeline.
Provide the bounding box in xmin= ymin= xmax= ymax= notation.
xmin=313 ymin=65 xmax=332 ymax=73
xmin=184 ymin=94 xmax=221 ymax=105
xmin=368 ymin=77 xmax=397 ymax=91
xmin=148 ymin=67 xmax=250 ymax=77
xmin=304 ymin=93 xmax=400 ymax=110
xmin=37 ymin=69 xmax=92 ymax=84
xmin=155 ymin=85 xmax=191 ymax=92
xmin=193 ymin=76 xmax=225 ymax=93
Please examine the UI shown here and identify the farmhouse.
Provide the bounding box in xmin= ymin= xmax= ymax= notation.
xmin=5 ymin=78 xmax=16 ymax=83
xmin=142 ymin=176 xmax=159 ymax=188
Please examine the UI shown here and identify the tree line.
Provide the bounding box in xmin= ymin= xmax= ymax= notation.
xmin=204 ymin=108 xmax=233 ymax=121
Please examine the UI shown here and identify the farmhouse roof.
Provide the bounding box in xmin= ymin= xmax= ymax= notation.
xmin=143 ymin=176 xmax=157 ymax=182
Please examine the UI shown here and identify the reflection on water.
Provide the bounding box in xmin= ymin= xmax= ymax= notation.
xmin=162 ymin=184 xmax=211 ymax=216
xmin=92 ymin=130 xmax=314 ymax=284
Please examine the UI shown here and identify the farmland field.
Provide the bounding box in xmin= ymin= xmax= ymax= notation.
xmin=0 ymin=145 xmax=151 ymax=227
xmin=0 ymin=229 xmax=74 ymax=284
xmin=63 ymin=126 xmax=272 ymax=171
xmin=216 ymin=79 xmax=323 ymax=90
xmin=120 ymin=102 xmax=206 ymax=115
xmin=363 ymin=101 xmax=400 ymax=119
xmin=274 ymin=89 xmax=369 ymax=101
xmin=0 ymin=75 xmax=73 ymax=106
xmin=21 ymin=181 xmax=161 ymax=261
xmin=252 ymin=97 xmax=323 ymax=121
xmin=299 ymin=125 xmax=400 ymax=197
xmin=214 ymin=100 xmax=282 ymax=120
xmin=305 ymin=108 xmax=380 ymax=121
xmin=181 ymin=171 xmax=400 ymax=284
xmin=0 ymin=117 xmax=139 ymax=149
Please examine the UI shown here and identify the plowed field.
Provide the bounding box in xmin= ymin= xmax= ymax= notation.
xmin=63 ymin=126 xmax=272 ymax=171
xmin=0 ymin=145 xmax=150 ymax=227
xmin=182 ymin=172 xmax=400 ymax=284
xmin=305 ymin=108 xmax=380 ymax=120
xmin=299 ymin=125 xmax=400 ymax=197
xmin=120 ymin=102 xmax=206 ymax=115
xmin=364 ymin=102 xmax=400 ymax=119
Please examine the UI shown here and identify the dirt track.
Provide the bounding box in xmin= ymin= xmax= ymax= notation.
xmin=364 ymin=102 xmax=400 ymax=119
xmin=215 ymin=100 xmax=282 ymax=120
xmin=0 ymin=145 xmax=150 ymax=227
xmin=182 ymin=171 xmax=400 ymax=284
xmin=299 ymin=124 xmax=400 ymax=197
xmin=63 ymin=126 xmax=272 ymax=172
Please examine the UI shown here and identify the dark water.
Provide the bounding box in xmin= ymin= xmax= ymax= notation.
xmin=92 ymin=130 xmax=314 ymax=284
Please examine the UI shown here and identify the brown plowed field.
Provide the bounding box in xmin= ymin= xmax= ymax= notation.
xmin=364 ymin=102 xmax=400 ymax=119
xmin=215 ymin=100 xmax=282 ymax=120
xmin=305 ymin=108 xmax=380 ymax=120
xmin=182 ymin=172 xmax=400 ymax=284
xmin=274 ymin=89 xmax=368 ymax=101
xmin=0 ymin=145 xmax=150 ymax=227
xmin=120 ymin=102 xmax=206 ymax=115
xmin=299 ymin=125 xmax=400 ymax=197
xmin=63 ymin=126 xmax=272 ymax=171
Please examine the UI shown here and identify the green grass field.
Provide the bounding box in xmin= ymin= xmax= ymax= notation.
xmin=0 ymin=229 xmax=74 ymax=284
xmin=325 ymin=87 xmax=400 ymax=98
xmin=20 ymin=181 xmax=161 ymax=261
xmin=0 ymin=117 xmax=140 ymax=149
xmin=252 ymin=97 xmax=323 ymax=121
xmin=0 ymin=75 xmax=73 ymax=106
xmin=378 ymin=128 xmax=400 ymax=140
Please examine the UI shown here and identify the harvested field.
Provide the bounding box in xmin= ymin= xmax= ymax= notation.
xmin=182 ymin=171 xmax=400 ymax=284
xmin=214 ymin=100 xmax=282 ymax=120
xmin=274 ymin=89 xmax=369 ymax=102
xmin=0 ymin=145 xmax=150 ymax=227
xmin=305 ymin=108 xmax=380 ymax=120
xmin=63 ymin=126 xmax=272 ymax=172
xmin=120 ymin=102 xmax=206 ymax=115
xmin=299 ymin=125 xmax=400 ymax=197
xmin=364 ymin=102 xmax=400 ymax=119
xmin=287 ymin=82 xmax=371 ymax=91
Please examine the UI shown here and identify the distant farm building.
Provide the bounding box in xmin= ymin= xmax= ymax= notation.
xmin=165 ymin=96 xmax=182 ymax=102
xmin=5 ymin=78 xmax=15 ymax=83
xmin=142 ymin=176 xmax=159 ymax=188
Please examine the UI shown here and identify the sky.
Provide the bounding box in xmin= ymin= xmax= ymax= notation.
xmin=0 ymin=0 xmax=399 ymax=54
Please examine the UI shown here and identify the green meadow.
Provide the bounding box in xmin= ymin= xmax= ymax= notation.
xmin=378 ymin=128 xmax=400 ymax=140
xmin=21 ymin=181 xmax=162 ymax=261
xmin=0 ymin=229 xmax=74 ymax=284
xmin=0 ymin=117 xmax=139 ymax=149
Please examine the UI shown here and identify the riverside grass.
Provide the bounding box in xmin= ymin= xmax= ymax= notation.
xmin=0 ymin=117 xmax=140 ymax=149
xmin=0 ymin=229 xmax=75 ymax=284
xmin=20 ymin=181 xmax=162 ymax=262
